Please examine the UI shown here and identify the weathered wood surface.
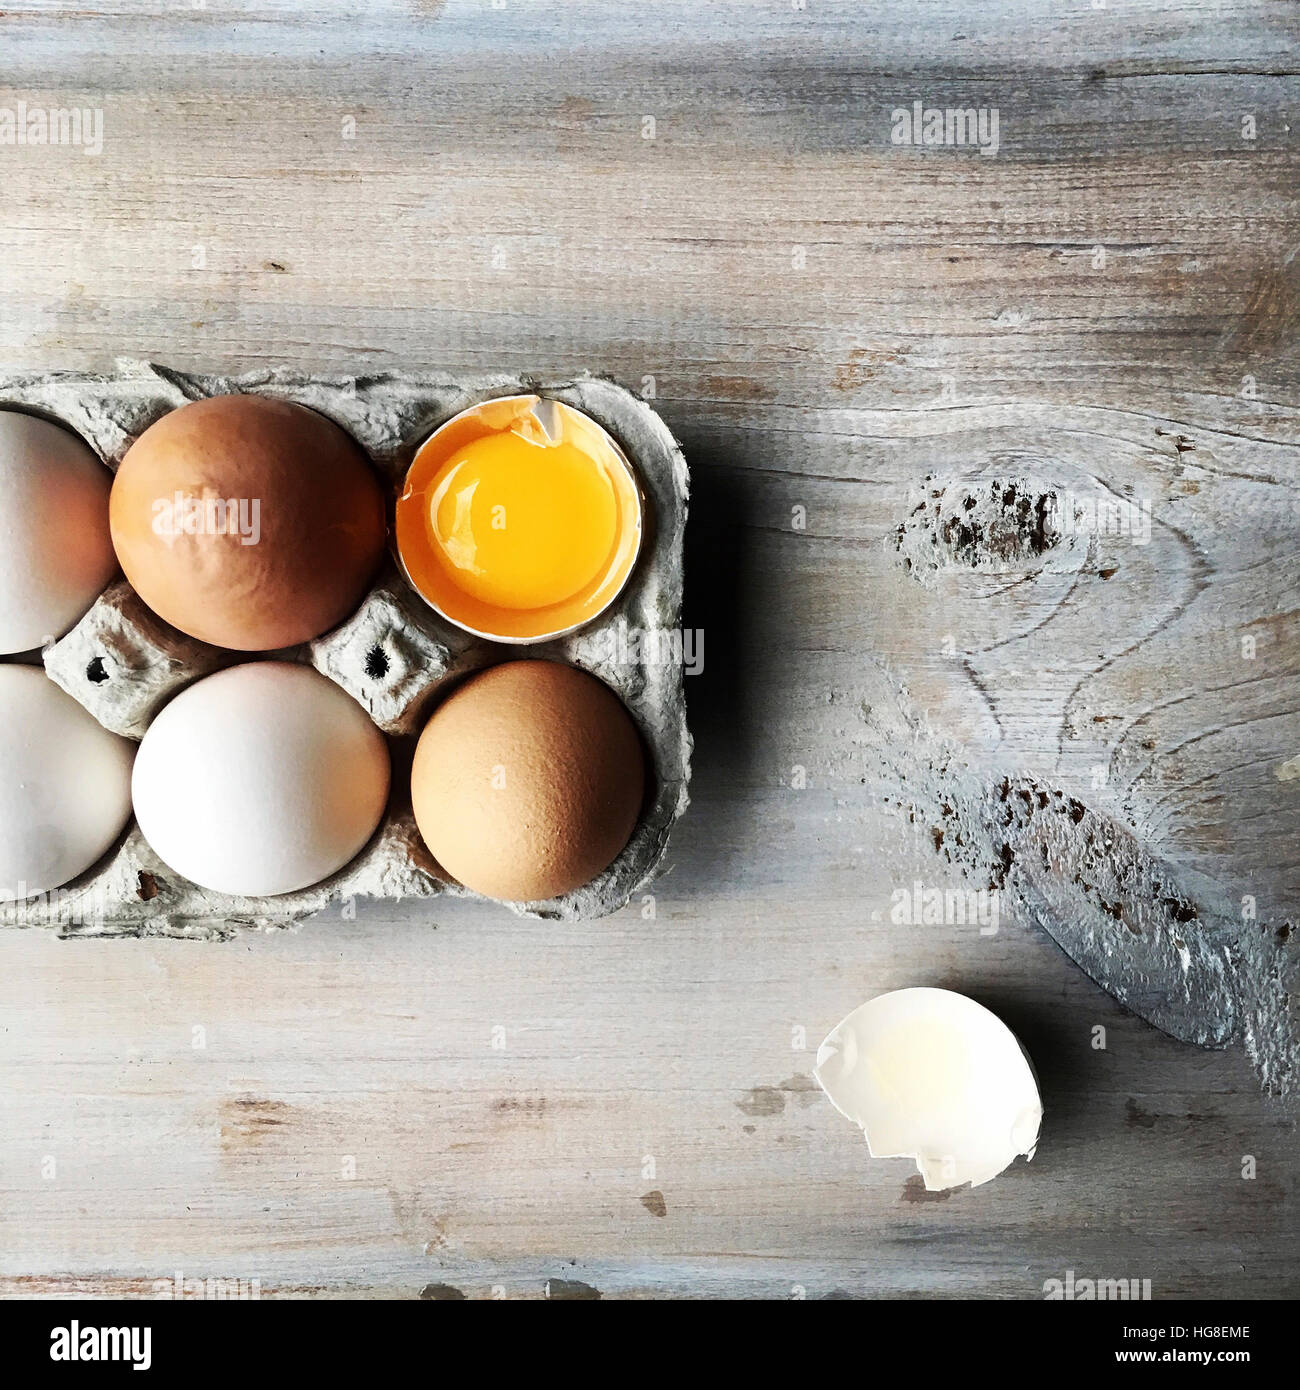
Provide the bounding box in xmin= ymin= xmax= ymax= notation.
xmin=1 ymin=0 xmax=1298 ymax=1298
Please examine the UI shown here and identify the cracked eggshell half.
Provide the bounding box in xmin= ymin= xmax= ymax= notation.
xmin=0 ymin=665 xmax=134 ymax=899
xmin=0 ymin=410 xmax=117 ymax=654
xmin=132 ymin=661 xmax=390 ymax=897
xmin=814 ymin=987 xmax=1042 ymax=1191
xmin=396 ymin=395 xmax=644 ymax=644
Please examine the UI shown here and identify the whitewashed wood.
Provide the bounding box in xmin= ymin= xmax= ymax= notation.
xmin=0 ymin=0 xmax=1298 ymax=1298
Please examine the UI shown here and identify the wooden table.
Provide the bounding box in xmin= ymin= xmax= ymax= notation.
xmin=1 ymin=0 xmax=1297 ymax=1299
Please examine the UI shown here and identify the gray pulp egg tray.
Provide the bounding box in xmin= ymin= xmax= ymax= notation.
xmin=0 ymin=361 xmax=691 ymax=937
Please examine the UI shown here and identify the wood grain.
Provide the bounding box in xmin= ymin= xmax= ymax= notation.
xmin=1 ymin=0 xmax=1298 ymax=1298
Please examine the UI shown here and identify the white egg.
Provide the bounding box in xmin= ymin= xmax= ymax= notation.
xmin=132 ymin=662 xmax=390 ymax=897
xmin=0 ymin=664 xmax=135 ymax=899
xmin=0 ymin=411 xmax=118 ymax=654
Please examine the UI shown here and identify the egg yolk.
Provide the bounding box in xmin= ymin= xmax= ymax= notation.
xmin=397 ymin=398 xmax=643 ymax=641
xmin=429 ymin=432 xmax=620 ymax=611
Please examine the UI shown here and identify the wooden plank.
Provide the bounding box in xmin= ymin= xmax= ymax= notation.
xmin=0 ymin=0 xmax=1297 ymax=1297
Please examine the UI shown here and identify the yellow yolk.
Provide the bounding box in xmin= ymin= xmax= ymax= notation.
xmin=430 ymin=432 xmax=619 ymax=610
xmin=396 ymin=397 xmax=643 ymax=641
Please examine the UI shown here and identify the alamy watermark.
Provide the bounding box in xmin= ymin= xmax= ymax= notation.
xmin=592 ymin=616 xmax=705 ymax=676
xmin=50 ymin=1322 xmax=150 ymax=1370
xmin=153 ymin=1270 xmax=261 ymax=1300
xmin=891 ymin=100 xmax=999 ymax=157
xmin=0 ymin=883 xmax=112 ymax=929
xmin=891 ymin=880 xmax=1000 ymax=936
xmin=0 ymin=101 xmax=104 ymax=157
xmin=1044 ymin=1269 xmax=1152 ymax=1300
xmin=152 ymin=493 xmax=262 ymax=546
xmin=1046 ymin=492 xmax=1151 ymax=546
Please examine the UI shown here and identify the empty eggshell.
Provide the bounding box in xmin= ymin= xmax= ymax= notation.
xmin=132 ymin=661 xmax=390 ymax=897
xmin=109 ymin=394 xmax=387 ymax=651
xmin=814 ymin=987 xmax=1042 ymax=1191
xmin=0 ymin=410 xmax=117 ymax=654
xmin=0 ymin=665 xmax=134 ymax=899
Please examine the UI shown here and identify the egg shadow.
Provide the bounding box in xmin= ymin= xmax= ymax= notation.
xmin=956 ymin=984 xmax=1093 ymax=1159
xmin=672 ymin=429 xmax=765 ymax=891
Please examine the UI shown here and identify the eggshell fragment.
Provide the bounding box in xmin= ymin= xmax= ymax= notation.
xmin=411 ymin=660 xmax=645 ymax=902
xmin=132 ymin=661 xmax=390 ymax=897
xmin=0 ymin=410 xmax=117 ymax=654
xmin=110 ymin=394 xmax=386 ymax=651
xmin=815 ymin=987 xmax=1042 ymax=1191
xmin=0 ymin=665 xmax=134 ymax=899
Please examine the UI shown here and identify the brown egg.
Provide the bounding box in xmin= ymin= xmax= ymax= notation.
xmin=110 ymin=394 xmax=386 ymax=650
xmin=412 ymin=660 xmax=645 ymax=902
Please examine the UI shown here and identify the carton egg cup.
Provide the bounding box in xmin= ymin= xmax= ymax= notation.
xmin=0 ymin=361 xmax=692 ymax=937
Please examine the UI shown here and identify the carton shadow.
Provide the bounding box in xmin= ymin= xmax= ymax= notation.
xmin=674 ymin=432 xmax=763 ymax=891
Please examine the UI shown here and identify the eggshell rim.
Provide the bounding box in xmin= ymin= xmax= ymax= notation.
xmin=395 ymin=393 xmax=646 ymax=645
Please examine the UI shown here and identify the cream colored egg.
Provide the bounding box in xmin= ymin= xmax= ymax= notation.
xmin=132 ymin=662 xmax=390 ymax=897
xmin=0 ymin=410 xmax=117 ymax=654
xmin=0 ymin=665 xmax=134 ymax=899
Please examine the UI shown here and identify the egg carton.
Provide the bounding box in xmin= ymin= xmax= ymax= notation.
xmin=0 ymin=361 xmax=691 ymax=936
